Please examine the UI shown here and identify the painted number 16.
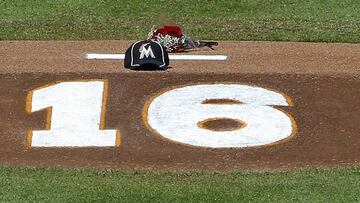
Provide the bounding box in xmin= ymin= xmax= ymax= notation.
xmin=27 ymin=80 xmax=296 ymax=148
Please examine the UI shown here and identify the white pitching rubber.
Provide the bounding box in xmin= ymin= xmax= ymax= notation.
xmin=86 ymin=54 xmax=227 ymax=61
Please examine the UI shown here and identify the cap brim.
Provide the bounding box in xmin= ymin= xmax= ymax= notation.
xmin=139 ymin=59 xmax=166 ymax=68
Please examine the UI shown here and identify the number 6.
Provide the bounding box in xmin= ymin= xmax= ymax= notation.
xmin=144 ymin=84 xmax=296 ymax=148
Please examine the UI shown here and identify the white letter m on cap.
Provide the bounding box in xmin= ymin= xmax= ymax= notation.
xmin=139 ymin=44 xmax=155 ymax=59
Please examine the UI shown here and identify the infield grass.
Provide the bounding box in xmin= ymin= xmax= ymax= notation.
xmin=0 ymin=166 xmax=359 ymax=202
xmin=1 ymin=0 xmax=360 ymax=42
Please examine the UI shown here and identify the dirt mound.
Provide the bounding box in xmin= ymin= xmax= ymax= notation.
xmin=0 ymin=41 xmax=359 ymax=171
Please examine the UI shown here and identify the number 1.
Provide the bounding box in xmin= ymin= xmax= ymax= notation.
xmin=26 ymin=80 xmax=120 ymax=147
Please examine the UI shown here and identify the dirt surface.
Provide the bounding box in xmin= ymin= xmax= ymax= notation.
xmin=198 ymin=118 xmax=246 ymax=132
xmin=1 ymin=40 xmax=360 ymax=76
xmin=0 ymin=41 xmax=359 ymax=171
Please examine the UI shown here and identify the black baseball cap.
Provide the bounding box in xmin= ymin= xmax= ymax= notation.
xmin=124 ymin=40 xmax=169 ymax=70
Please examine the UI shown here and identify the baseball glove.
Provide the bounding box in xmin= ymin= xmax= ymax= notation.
xmin=147 ymin=25 xmax=218 ymax=53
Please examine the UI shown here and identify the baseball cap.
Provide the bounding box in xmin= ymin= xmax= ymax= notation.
xmin=124 ymin=40 xmax=169 ymax=70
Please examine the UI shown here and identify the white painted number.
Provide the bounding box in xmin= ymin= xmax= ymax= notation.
xmin=146 ymin=84 xmax=296 ymax=148
xmin=27 ymin=82 xmax=295 ymax=148
xmin=27 ymin=81 xmax=119 ymax=147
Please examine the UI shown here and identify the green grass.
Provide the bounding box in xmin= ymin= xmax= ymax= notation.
xmin=1 ymin=0 xmax=360 ymax=42
xmin=0 ymin=166 xmax=359 ymax=202
xmin=1 ymin=1 xmax=359 ymax=201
